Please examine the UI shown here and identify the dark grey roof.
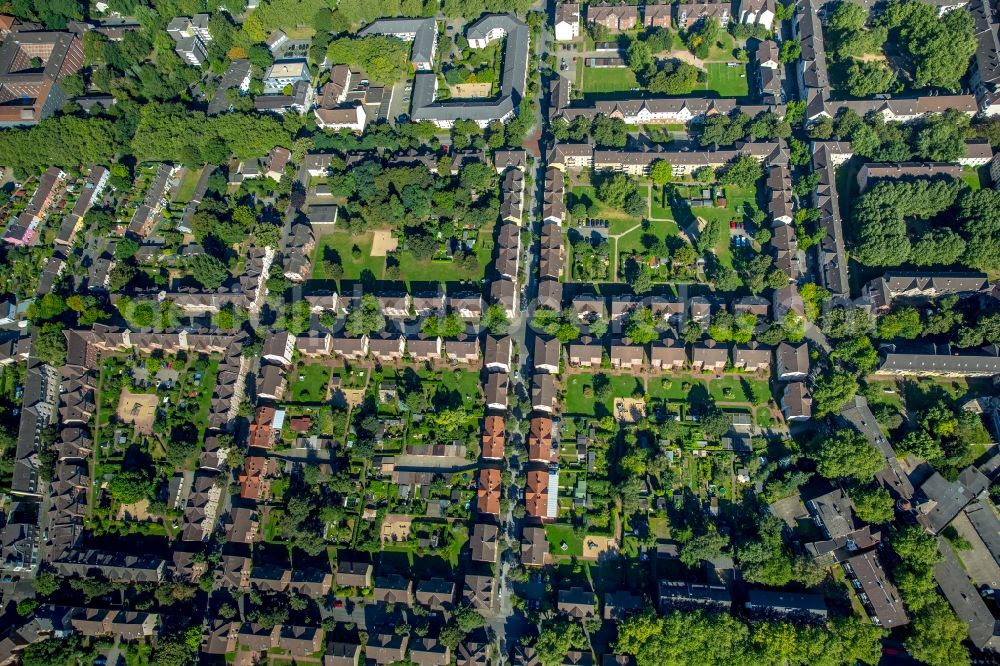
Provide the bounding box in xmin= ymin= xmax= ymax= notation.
xmin=934 ymin=541 xmax=1000 ymax=651
xmin=208 ymin=59 xmax=251 ymax=115
xmin=918 ymin=467 xmax=990 ymax=534
xmin=360 ymin=18 xmax=437 ymax=66
xmin=965 ymin=502 xmax=1000 ymax=568
xmin=881 ymin=349 xmax=1000 ymax=376
xmin=410 ymin=14 xmax=529 ymax=124
xmin=746 ymin=589 xmax=828 ymax=617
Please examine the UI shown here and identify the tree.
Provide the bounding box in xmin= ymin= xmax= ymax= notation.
xmin=108 ymin=469 xmax=152 ymax=504
xmin=905 ymin=600 xmax=971 ymax=666
xmin=719 ymin=155 xmax=763 ymax=187
xmin=830 ymin=335 xmax=879 ymax=374
xmin=115 ymin=237 xmax=140 ymax=260
xmin=33 ymin=571 xmax=59 ymax=597
xmin=879 ymin=0 xmax=976 ymax=89
xmin=35 ymin=323 xmax=66 ymax=365
xmin=846 ymin=60 xmax=895 ymax=97
xmin=189 ymin=254 xmax=229 ymax=289
xmin=459 ymin=161 xmax=497 ymax=192
xmin=650 ymin=159 xmax=673 ymax=187
xmin=624 ymin=257 xmax=653 ymax=294
xmin=345 ymin=294 xmax=385 ymax=337
xmin=813 ymin=430 xmax=883 ymax=480
xmin=811 ymin=371 xmax=858 ymax=416
xmin=877 ymin=306 xmax=922 ymax=340
xmin=535 ymin=620 xmax=587 ymax=666
xmin=647 ymin=60 xmax=702 ymax=95
xmin=850 ymin=484 xmax=895 ymax=523
xmin=779 ymin=38 xmax=801 ymax=63
xmin=596 ymin=172 xmax=639 ymax=209
xmin=482 ymin=304 xmax=510 ymax=335
xmin=679 ymin=529 xmax=728 ymax=567
xmin=625 ymin=307 xmax=659 ymax=344
xmin=327 ymin=35 xmax=411 ymax=84
xmin=914 ymin=109 xmax=970 ymax=162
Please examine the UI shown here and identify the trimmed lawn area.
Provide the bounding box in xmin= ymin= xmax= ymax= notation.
xmin=289 ymin=363 xmax=331 ymax=402
xmin=546 ymin=524 xmax=584 ymax=557
xmin=699 ymin=62 xmax=749 ymax=97
xmin=565 ymin=372 xmax=645 ymax=416
xmin=571 ymin=185 xmax=650 ymax=227
xmin=618 ymin=218 xmax=679 ymax=256
xmin=437 ymin=369 xmax=483 ymax=409
xmin=648 ymin=375 xmax=707 ymax=401
xmin=394 ymin=228 xmax=494 ymax=285
xmin=703 ymin=33 xmax=738 ymax=61
xmin=173 ymin=166 xmax=204 ymax=204
xmin=582 ymin=66 xmax=639 ymax=94
xmin=962 ymin=166 xmax=983 ymax=191
xmin=311 ymin=231 xmax=384 ymax=281
xmin=708 ymin=375 xmax=770 ymax=403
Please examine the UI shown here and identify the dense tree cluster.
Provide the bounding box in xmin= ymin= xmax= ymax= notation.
xmin=851 ymin=179 xmax=1000 ymax=270
xmin=810 ymin=108 xmax=970 ymax=163
xmin=699 ymin=110 xmax=791 ymax=147
xmin=551 ymin=114 xmax=629 ymax=148
xmin=616 ymin=609 xmax=885 ymax=666
xmin=326 ymin=36 xmax=411 ymax=84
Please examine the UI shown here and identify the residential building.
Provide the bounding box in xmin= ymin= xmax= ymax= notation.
xmin=554 ymin=3 xmax=581 ymax=40
xmin=587 ymin=2 xmax=639 ymax=32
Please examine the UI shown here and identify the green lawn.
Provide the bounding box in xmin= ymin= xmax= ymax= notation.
xmin=289 ymin=363 xmax=331 ymax=402
xmin=581 ymin=66 xmax=639 ymax=94
xmin=565 ymin=372 xmax=645 ymax=416
xmin=617 ymin=218 xmax=679 ymax=256
xmin=703 ymin=32 xmax=738 ymax=61
xmin=962 ymin=166 xmax=982 ymax=191
xmin=571 ymin=185 xmax=649 ymax=227
xmin=699 ymin=62 xmax=749 ymax=97
xmin=708 ymin=375 xmax=770 ymax=403
xmin=437 ymin=369 xmax=483 ymax=409
xmin=311 ymin=231 xmax=384 ymax=281
xmin=394 ymin=229 xmax=494 ymax=285
xmin=648 ymin=376 xmax=707 ymax=401
xmin=172 ymin=166 xmax=204 ymax=204
xmin=546 ymin=524 xmax=584 ymax=557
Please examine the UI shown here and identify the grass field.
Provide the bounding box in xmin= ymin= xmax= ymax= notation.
xmin=546 ymin=524 xmax=584 ymax=557
xmin=565 ymin=372 xmax=645 ymax=416
xmin=289 ymin=364 xmax=331 ymax=402
xmin=394 ymin=230 xmax=493 ymax=285
xmin=581 ymin=66 xmax=640 ymax=94
xmin=617 ymin=218 xmax=680 ymax=255
xmin=173 ymin=166 xmax=204 ymax=204
xmin=437 ymin=369 xmax=483 ymax=409
xmin=311 ymin=228 xmax=494 ymax=285
xmin=962 ymin=166 xmax=983 ymax=191
xmin=699 ymin=63 xmax=749 ymax=97
xmin=311 ymin=231 xmax=384 ymax=281
xmin=571 ymin=185 xmax=650 ymax=226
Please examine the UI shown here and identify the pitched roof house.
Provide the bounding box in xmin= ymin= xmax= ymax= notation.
xmin=471 ymin=522 xmax=500 ymax=563
xmin=481 ymin=415 xmax=505 ymax=460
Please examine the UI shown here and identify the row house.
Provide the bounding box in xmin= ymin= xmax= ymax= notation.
xmin=776 ymin=342 xmax=809 ymax=381
xmin=449 ymin=293 xmax=484 ymax=319
xmin=732 ymin=343 xmax=771 ymax=372
xmin=484 ymin=335 xmax=513 ymax=373
xmin=586 ymin=2 xmax=638 ymax=32
xmin=691 ymin=341 xmax=729 ymax=373
xmin=446 ymin=337 xmax=480 ymax=364
xmin=407 ymin=336 xmax=442 ymax=361
xmin=864 ymin=271 xmax=988 ymax=313
xmin=610 ymin=341 xmax=645 ymax=370
xmin=477 ymin=468 xmax=502 ymax=516
xmin=538 ymin=279 xmax=563 ymax=311
xmin=490 ymin=278 xmax=518 ymax=319
xmin=528 ymin=417 xmax=557 ymax=464
xmin=335 ymin=560 xmax=373 ymax=588
xmin=539 ymin=223 xmax=564 ymax=280
xmin=651 ymin=339 xmax=687 ymax=370
xmin=481 ymin=415 xmax=505 ymax=459
xmin=542 ymin=167 xmax=566 ymax=224
xmin=331 ymin=335 xmax=369 ymax=360
xmin=568 ymin=342 xmax=603 ymax=367
xmin=532 ymin=373 xmax=557 ymax=413
xmin=534 ymin=336 xmax=562 ymax=374
xmin=485 ymin=373 xmax=510 ymax=411
xmin=369 ymin=335 xmax=405 ymax=363
xmin=676 ymin=1 xmax=731 ymax=29
xmin=500 ymin=167 xmax=525 ymax=224
xmin=554 ymin=3 xmax=582 ymax=41
xmin=471 ymin=523 xmax=500 ymax=564
xmin=781 ymin=382 xmax=812 ymax=421
xmin=525 ymin=469 xmax=557 ymax=520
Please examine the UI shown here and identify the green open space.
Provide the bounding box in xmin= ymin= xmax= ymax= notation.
xmin=617 ymin=218 xmax=679 ymax=256
xmin=545 ymin=524 xmax=584 ymax=557
xmin=289 ymin=363 xmax=331 ymax=403
xmin=394 ymin=229 xmax=494 ymax=285
xmin=699 ymin=62 xmax=749 ymax=97
xmin=962 ymin=166 xmax=983 ymax=191
xmin=311 ymin=231 xmax=384 ymax=281
xmin=581 ymin=66 xmax=640 ymax=94
xmin=172 ymin=166 xmax=204 ymax=204
xmin=565 ymin=372 xmax=645 ymax=417
xmin=571 ymin=185 xmax=650 ymax=229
